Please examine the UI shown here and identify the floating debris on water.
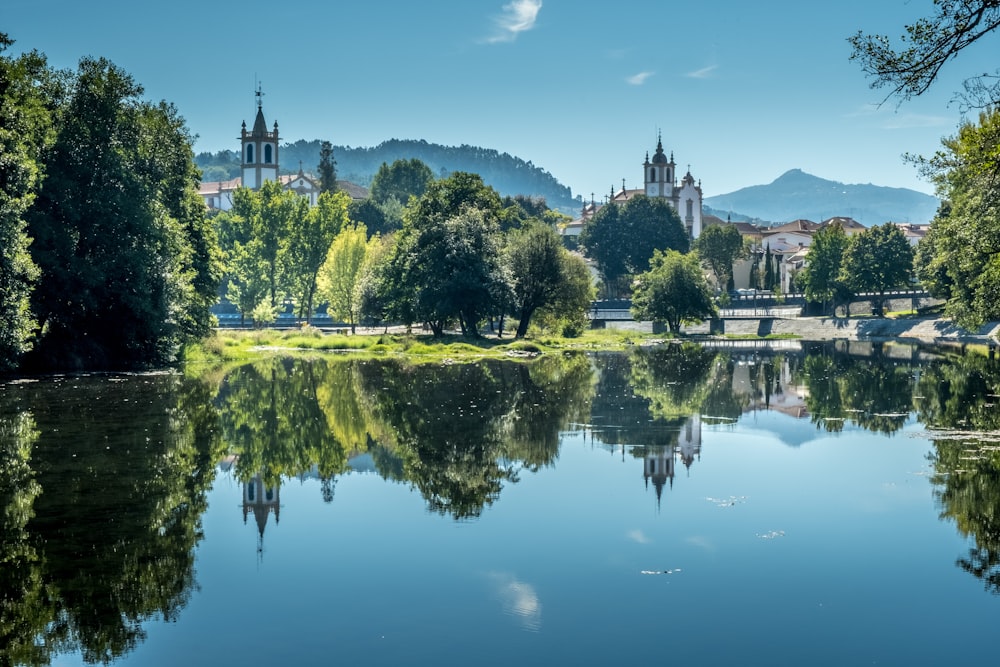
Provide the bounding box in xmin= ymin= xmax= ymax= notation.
xmin=706 ymin=496 xmax=747 ymax=507
xmin=756 ymin=530 xmax=785 ymax=540
xmin=640 ymin=568 xmax=682 ymax=575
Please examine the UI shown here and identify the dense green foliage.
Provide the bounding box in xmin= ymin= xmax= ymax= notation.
xmin=0 ymin=36 xmax=45 ymax=371
xmin=317 ymin=140 xmax=337 ymax=193
xmin=914 ymin=109 xmax=1000 ymax=328
xmin=693 ymin=223 xmax=745 ymax=289
xmin=23 ymin=56 xmax=221 ymax=370
xmin=632 ymin=249 xmax=716 ymax=334
xmin=580 ymin=194 xmax=689 ymax=297
xmin=798 ymin=222 xmax=851 ymax=314
xmin=506 ymin=221 xmax=594 ymax=337
xmin=369 ymin=157 xmax=433 ymax=205
xmin=0 ymin=38 xmax=222 ymax=372
xmin=840 ymin=223 xmax=914 ymax=316
xmin=317 ymin=223 xmax=374 ymax=333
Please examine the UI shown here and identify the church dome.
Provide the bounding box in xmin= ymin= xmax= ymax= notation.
xmin=651 ymin=138 xmax=668 ymax=164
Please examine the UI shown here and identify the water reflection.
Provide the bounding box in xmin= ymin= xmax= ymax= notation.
xmin=0 ymin=374 xmax=221 ymax=665
xmin=3 ymin=342 xmax=1000 ymax=664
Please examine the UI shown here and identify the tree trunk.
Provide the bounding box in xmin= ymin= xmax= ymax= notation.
xmin=515 ymin=308 xmax=533 ymax=338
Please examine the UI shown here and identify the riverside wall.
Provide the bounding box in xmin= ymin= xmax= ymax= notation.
xmin=682 ymin=316 xmax=1000 ymax=345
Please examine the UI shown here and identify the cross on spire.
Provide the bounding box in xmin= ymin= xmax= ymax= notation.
xmin=255 ymin=82 xmax=265 ymax=109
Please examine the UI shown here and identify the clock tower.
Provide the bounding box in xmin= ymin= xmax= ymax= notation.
xmin=643 ymin=134 xmax=674 ymax=198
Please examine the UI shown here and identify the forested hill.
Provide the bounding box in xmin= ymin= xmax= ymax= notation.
xmin=195 ymin=138 xmax=579 ymax=213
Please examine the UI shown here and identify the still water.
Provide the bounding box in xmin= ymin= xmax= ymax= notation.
xmin=2 ymin=341 xmax=999 ymax=665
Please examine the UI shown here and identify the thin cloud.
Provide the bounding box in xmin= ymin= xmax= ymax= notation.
xmin=627 ymin=529 xmax=651 ymax=544
xmin=846 ymin=105 xmax=951 ymax=129
xmin=685 ymin=65 xmax=718 ymax=79
xmin=881 ymin=113 xmax=953 ymax=130
xmin=627 ymin=71 xmax=655 ymax=85
xmin=485 ymin=0 xmax=542 ymax=44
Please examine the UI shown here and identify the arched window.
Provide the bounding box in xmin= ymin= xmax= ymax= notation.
xmin=246 ymin=144 xmax=254 ymax=164
xmin=650 ymin=167 xmax=656 ymax=181
xmin=247 ymin=484 xmax=255 ymax=501
xmin=686 ymin=199 xmax=694 ymax=219
xmin=264 ymin=144 xmax=273 ymax=164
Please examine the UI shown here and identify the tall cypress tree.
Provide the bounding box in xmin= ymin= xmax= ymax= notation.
xmin=318 ymin=140 xmax=337 ymax=194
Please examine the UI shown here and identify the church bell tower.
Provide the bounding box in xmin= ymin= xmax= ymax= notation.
xmin=643 ymin=133 xmax=674 ymax=198
xmin=241 ymin=85 xmax=279 ymax=190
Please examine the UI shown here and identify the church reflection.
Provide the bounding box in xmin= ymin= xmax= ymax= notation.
xmin=243 ymin=474 xmax=281 ymax=555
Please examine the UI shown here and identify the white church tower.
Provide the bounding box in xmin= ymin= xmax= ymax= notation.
xmin=240 ymin=86 xmax=279 ymax=190
xmin=642 ymin=134 xmax=704 ymax=239
xmin=643 ymin=135 xmax=674 ymax=198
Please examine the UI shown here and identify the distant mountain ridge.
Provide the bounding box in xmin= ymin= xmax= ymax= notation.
xmin=704 ymin=169 xmax=939 ymax=225
xmin=195 ymin=139 xmax=579 ymax=214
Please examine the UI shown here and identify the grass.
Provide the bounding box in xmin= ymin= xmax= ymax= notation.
xmin=181 ymin=326 xmax=682 ymax=366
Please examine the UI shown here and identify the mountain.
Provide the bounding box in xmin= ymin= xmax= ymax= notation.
xmin=195 ymin=139 xmax=580 ymax=214
xmin=703 ymin=169 xmax=939 ymax=225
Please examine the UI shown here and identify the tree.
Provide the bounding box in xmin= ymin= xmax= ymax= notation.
xmin=914 ymin=109 xmax=1000 ymax=327
xmin=580 ymin=195 xmax=689 ymax=297
xmin=215 ymin=191 xmax=268 ymax=325
xmin=287 ymin=190 xmax=349 ymax=322
xmin=505 ymin=221 xmax=587 ymax=338
xmin=216 ymin=181 xmax=304 ymax=323
xmin=409 ymin=207 xmax=512 ymax=336
xmin=693 ymin=224 xmax=745 ymax=290
xmin=385 ymin=172 xmax=510 ymax=335
xmin=533 ymin=250 xmax=596 ymax=338
xmin=317 ymin=140 xmax=337 ymax=193
xmin=578 ymin=199 xmax=627 ymax=296
xmin=799 ymin=222 xmax=851 ymax=314
xmin=840 ymin=223 xmax=915 ymax=316
xmin=370 ymin=158 xmax=433 ymax=205
xmin=632 ymin=249 xmax=716 ymax=334
xmin=849 ymin=1 xmax=1000 ymax=109
xmin=349 ymin=197 xmax=395 ymax=237
xmin=26 ymin=57 xmax=219 ymax=370
xmin=763 ymin=244 xmax=776 ymax=291
xmin=0 ymin=36 xmax=46 ymax=371
xmin=317 ymin=223 xmax=372 ymax=333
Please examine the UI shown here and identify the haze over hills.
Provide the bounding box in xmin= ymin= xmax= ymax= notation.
xmin=704 ymin=169 xmax=940 ymax=226
xmin=197 ymin=141 xmax=939 ymax=225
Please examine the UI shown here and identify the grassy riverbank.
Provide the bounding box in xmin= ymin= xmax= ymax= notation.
xmin=181 ymin=326 xmax=676 ymax=366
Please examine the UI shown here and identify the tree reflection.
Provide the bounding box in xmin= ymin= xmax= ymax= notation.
xmin=213 ymin=354 xmax=595 ymax=520
xmin=921 ymin=352 xmax=1000 ymax=593
xmin=0 ymin=374 xmax=222 ymax=665
xmin=352 ymin=355 xmax=594 ymax=518
xmin=797 ymin=344 xmax=915 ymax=434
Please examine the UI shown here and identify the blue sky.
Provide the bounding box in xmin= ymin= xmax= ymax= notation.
xmin=7 ymin=0 xmax=995 ymax=198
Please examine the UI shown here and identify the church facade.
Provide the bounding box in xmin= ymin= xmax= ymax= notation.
xmin=561 ymin=135 xmax=705 ymax=242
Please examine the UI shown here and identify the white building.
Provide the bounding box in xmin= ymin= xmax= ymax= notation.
xmin=562 ymin=135 xmax=705 ymax=241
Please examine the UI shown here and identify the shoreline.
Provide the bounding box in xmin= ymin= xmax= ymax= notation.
xmin=680 ymin=315 xmax=1000 ymax=346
